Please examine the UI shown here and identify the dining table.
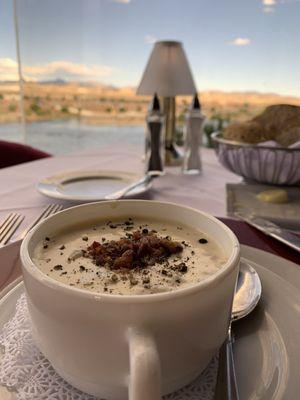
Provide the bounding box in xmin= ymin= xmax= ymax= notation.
xmin=0 ymin=143 xmax=300 ymax=400
xmin=0 ymin=143 xmax=299 ymax=293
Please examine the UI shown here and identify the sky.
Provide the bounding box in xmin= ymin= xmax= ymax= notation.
xmin=1 ymin=0 xmax=300 ymax=96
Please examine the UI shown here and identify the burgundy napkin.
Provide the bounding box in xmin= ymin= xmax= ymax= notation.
xmin=0 ymin=140 xmax=50 ymax=169
xmin=219 ymin=218 xmax=300 ymax=265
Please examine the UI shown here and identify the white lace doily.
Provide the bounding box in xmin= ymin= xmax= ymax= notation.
xmin=0 ymin=294 xmax=218 ymax=400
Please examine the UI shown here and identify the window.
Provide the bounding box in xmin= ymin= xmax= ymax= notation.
xmin=1 ymin=0 xmax=300 ymax=154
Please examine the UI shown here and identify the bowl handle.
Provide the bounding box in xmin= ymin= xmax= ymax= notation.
xmin=128 ymin=327 xmax=161 ymax=400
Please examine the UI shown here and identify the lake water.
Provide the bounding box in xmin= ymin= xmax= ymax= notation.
xmin=0 ymin=120 xmax=144 ymax=155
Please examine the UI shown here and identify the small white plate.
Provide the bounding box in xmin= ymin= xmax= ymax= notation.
xmin=37 ymin=170 xmax=152 ymax=202
xmin=0 ymin=245 xmax=300 ymax=399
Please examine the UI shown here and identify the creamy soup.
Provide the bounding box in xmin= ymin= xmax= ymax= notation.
xmin=32 ymin=217 xmax=227 ymax=295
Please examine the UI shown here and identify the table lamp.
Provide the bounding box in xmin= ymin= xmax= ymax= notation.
xmin=137 ymin=40 xmax=197 ymax=165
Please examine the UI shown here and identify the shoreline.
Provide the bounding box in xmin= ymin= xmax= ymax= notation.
xmin=0 ymin=117 xmax=146 ymax=127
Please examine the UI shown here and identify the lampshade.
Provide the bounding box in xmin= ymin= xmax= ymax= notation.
xmin=137 ymin=41 xmax=197 ymax=97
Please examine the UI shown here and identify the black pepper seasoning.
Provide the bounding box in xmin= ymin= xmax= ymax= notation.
xmin=178 ymin=263 xmax=188 ymax=273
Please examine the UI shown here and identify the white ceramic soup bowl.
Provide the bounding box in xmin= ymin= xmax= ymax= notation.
xmin=20 ymin=200 xmax=240 ymax=400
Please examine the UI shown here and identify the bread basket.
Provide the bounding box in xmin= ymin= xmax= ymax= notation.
xmin=212 ymin=132 xmax=300 ymax=186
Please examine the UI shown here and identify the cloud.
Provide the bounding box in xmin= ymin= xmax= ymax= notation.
xmin=111 ymin=0 xmax=131 ymax=3
xmin=0 ymin=58 xmax=116 ymax=82
xmin=23 ymin=61 xmax=115 ymax=80
xmin=228 ymin=38 xmax=251 ymax=46
xmin=0 ymin=58 xmax=18 ymax=81
xmin=144 ymin=35 xmax=157 ymax=44
xmin=262 ymin=0 xmax=276 ymax=4
xmin=262 ymin=0 xmax=276 ymax=12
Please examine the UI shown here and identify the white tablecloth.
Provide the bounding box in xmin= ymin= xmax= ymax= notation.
xmin=0 ymin=145 xmax=240 ymax=236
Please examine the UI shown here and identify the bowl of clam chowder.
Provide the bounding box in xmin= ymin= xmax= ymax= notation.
xmin=21 ymin=200 xmax=240 ymax=400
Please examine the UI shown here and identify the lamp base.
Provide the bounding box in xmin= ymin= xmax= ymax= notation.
xmin=163 ymin=97 xmax=183 ymax=167
xmin=165 ymin=142 xmax=183 ymax=166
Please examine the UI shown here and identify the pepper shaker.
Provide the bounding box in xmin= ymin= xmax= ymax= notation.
xmin=182 ymin=94 xmax=205 ymax=175
xmin=145 ymin=93 xmax=165 ymax=175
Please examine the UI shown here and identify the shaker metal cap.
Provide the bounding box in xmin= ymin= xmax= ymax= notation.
xmin=149 ymin=93 xmax=161 ymax=112
xmin=191 ymin=93 xmax=201 ymax=110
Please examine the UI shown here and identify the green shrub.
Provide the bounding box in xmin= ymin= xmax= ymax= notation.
xmin=30 ymin=103 xmax=42 ymax=115
xmin=203 ymin=122 xmax=215 ymax=148
xmin=61 ymin=106 xmax=69 ymax=113
xmin=177 ymin=112 xmax=185 ymax=124
xmin=175 ymin=127 xmax=184 ymax=146
xmin=8 ymin=103 xmax=17 ymax=112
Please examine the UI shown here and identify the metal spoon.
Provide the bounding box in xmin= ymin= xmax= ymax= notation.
xmin=214 ymin=260 xmax=262 ymax=400
xmin=105 ymin=174 xmax=157 ymax=200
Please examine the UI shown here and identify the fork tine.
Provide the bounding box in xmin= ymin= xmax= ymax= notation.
xmin=42 ymin=204 xmax=63 ymax=220
xmin=18 ymin=204 xmax=64 ymax=240
xmin=0 ymin=213 xmax=18 ymax=241
xmin=34 ymin=204 xmax=54 ymax=223
xmin=3 ymin=215 xmax=25 ymax=244
xmin=18 ymin=204 xmax=53 ymax=240
xmin=51 ymin=204 xmax=63 ymax=214
xmin=0 ymin=213 xmax=12 ymax=229
xmin=43 ymin=204 xmax=63 ymax=219
xmin=0 ymin=213 xmax=14 ymax=232
xmin=42 ymin=204 xmax=59 ymax=219
xmin=0 ymin=214 xmax=24 ymax=245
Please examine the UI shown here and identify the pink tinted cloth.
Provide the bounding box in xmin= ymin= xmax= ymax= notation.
xmin=0 ymin=140 xmax=50 ymax=169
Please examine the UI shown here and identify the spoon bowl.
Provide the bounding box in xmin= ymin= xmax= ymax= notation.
xmin=232 ymin=261 xmax=262 ymax=322
xmin=214 ymin=259 xmax=262 ymax=400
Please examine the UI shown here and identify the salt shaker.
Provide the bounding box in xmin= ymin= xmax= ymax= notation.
xmin=145 ymin=93 xmax=165 ymax=175
xmin=182 ymin=94 xmax=205 ymax=175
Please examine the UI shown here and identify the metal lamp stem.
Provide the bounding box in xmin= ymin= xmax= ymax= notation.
xmin=163 ymin=97 xmax=182 ymax=166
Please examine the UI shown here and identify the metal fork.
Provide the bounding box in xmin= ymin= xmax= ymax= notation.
xmin=18 ymin=204 xmax=63 ymax=240
xmin=0 ymin=213 xmax=25 ymax=247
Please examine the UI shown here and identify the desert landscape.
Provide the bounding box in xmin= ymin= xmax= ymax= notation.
xmin=1 ymin=81 xmax=300 ymax=127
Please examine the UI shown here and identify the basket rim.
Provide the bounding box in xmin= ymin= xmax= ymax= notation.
xmin=212 ymin=131 xmax=300 ymax=152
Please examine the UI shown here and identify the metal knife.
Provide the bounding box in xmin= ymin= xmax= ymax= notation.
xmin=237 ymin=214 xmax=300 ymax=254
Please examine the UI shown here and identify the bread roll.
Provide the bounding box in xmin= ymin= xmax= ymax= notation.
xmin=223 ymin=104 xmax=300 ymax=146
xmin=253 ymin=104 xmax=300 ymax=138
xmin=276 ymin=126 xmax=300 ymax=147
xmin=223 ymin=121 xmax=267 ymax=144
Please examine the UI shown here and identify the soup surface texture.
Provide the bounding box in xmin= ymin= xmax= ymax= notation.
xmin=32 ymin=217 xmax=227 ymax=295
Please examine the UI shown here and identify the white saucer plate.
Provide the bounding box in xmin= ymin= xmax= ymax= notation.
xmin=0 ymin=245 xmax=300 ymax=399
xmin=37 ymin=170 xmax=152 ymax=202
